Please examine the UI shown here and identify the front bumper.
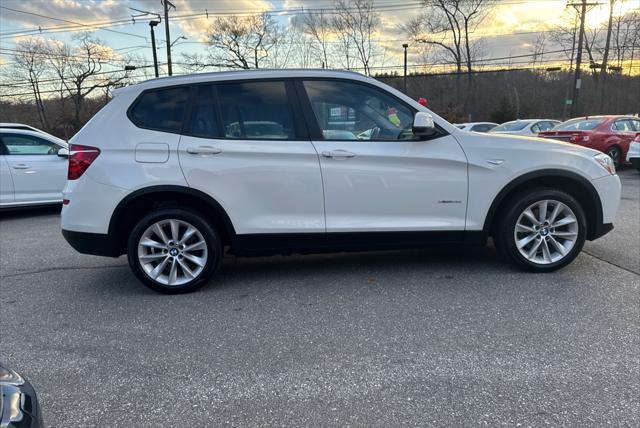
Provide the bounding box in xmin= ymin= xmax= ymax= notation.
xmin=591 ymin=173 xmax=621 ymax=225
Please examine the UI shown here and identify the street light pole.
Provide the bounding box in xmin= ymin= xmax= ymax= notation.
xmin=402 ymin=43 xmax=409 ymax=94
xmin=149 ymin=20 xmax=160 ymax=78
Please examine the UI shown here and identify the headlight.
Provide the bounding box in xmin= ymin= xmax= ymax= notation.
xmin=594 ymin=153 xmax=616 ymax=175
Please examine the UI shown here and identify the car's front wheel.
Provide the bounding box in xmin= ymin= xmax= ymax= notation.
xmin=495 ymin=189 xmax=586 ymax=272
xmin=127 ymin=208 xmax=223 ymax=293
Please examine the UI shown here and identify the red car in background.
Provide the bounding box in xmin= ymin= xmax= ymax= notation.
xmin=539 ymin=115 xmax=640 ymax=167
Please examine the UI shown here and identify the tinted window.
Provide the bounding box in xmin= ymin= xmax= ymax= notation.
xmin=303 ymin=80 xmax=417 ymax=141
xmin=613 ymin=119 xmax=634 ymax=132
xmin=492 ymin=121 xmax=529 ymax=132
xmin=555 ymin=118 xmax=604 ymax=131
xmin=472 ymin=124 xmax=495 ymax=133
xmin=130 ymin=86 xmax=190 ymax=133
xmin=1 ymin=134 xmax=59 ymax=155
xmin=185 ymin=85 xmax=219 ymax=138
xmin=539 ymin=121 xmax=557 ymax=132
xmin=217 ymin=81 xmax=294 ymax=140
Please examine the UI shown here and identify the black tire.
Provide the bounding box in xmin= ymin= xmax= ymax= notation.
xmin=607 ymin=146 xmax=621 ymax=168
xmin=494 ymin=188 xmax=587 ymax=272
xmin=127 ymin=208 xmax=223 ymax=294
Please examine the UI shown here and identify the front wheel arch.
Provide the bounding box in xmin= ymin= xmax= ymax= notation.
xmin=483 ymin=170 xmax=603 ymax=241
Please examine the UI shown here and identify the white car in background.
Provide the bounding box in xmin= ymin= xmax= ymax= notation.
xmin=454 ymin=122 xmax=498 ymax=133
xmin=490 ymin=119 xmax=561 ymax=136
xmin=0 ymin=128 xmax=68 ymax=208
xmin=627 ymin=134 xmax=640 ymax=171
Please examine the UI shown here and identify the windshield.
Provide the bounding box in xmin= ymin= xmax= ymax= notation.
xmin=491 ymin=121 xmax=529 ymax=132
xmin=554 ymin=118 xmax=604 ymax=131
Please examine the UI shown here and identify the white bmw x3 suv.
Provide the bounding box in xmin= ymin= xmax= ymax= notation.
xmin=61 ymin=70 xmax=621 ymax=293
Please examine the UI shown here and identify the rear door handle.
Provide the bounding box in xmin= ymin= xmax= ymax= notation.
xmin=186 ymin=146 xmax=222 ymax=155
xmin=321 ymin=150 xmax=356 ymax=159
xmin=12 ymin=164 xmax=30 ymax=169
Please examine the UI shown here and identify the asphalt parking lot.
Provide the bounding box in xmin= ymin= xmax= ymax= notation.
xmin=1 ymin=169 xmax=638 ymax=427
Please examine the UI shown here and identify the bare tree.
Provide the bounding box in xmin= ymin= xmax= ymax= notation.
xmin=531 ymin=33 xmax=548 ymax=68
xmin=11 ymin=38 xmax=50 ymax=129
xmin=598 ymin=0 xmax=617 ymax=111
xmin=48 ymin=33 xmax=130 ymax=131
xmin=549 ymin=8 xmax=580 ymax=70
xmin=205 ymin=13 xmax=280 ymax=69
xmin=333 ymin=0 xmax=380 ymax=75
xmin=332 ymin=11 xmax=354 ymax=70
xmin=403 ymin=0 xmax=494 ymax=100
xmin=610 ymin=9 xmax=640 ymax=75
xmin=295 ymin=9 xmax=333 ymax=68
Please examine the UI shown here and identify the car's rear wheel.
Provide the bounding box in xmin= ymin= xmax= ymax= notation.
xmin=495 ymin=189 xmax=586 ymax=272
xmin=607 ymin=146 xmax=621 ymax=168
xmin=127 ymin=208 xmax=223 ymax=293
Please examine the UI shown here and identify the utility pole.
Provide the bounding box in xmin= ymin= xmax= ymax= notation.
xmin=149 ymin=20 xmax=160 ymax=78
xmin=599 ymin=0 xmax=615 ymax=112
xmin=162 ymin=0 xmax=175 ymax=76
xmin=402 ymin=43 xmax=409 ymax=94
xmin=567 ymin=0 xmax=598 ymax=117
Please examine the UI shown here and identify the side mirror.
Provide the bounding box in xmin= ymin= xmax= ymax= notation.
xmin=57 ymin=147 xmax=69 ymax=158
xmin=413 ymin=112 xmax=436 ymax=137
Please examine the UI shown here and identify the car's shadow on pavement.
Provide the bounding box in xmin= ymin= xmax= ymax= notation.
xmin=83 ymin=244 xmax=510 ymax=297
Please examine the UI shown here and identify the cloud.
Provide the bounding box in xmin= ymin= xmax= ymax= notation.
xmin=1 ymin=0 xmax=129 ymax=30
xmin=167 ymin=0 xmax=274 ymax=42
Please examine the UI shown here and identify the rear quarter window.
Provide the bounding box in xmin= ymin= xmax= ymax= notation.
xmin=129 ymin=86 xmax=190 ymax=133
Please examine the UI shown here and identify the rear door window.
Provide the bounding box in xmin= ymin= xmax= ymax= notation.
xmin=613 ymin=120 xmax=634 ymax=132
xmin=216 ymin=81 xmax=295 ymax=140
xmin=129 ymin=86 xmax=190 ymax=133
xmin=185 ymin=85 xmax=219 ymax=138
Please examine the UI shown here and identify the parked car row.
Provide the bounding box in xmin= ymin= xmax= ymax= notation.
xmin=539 ymin=116 xmax=640 ymax=168
xmin=454 ymin=115 xmax=640 ymax=167
xmin=454 ymin=119 xmax=561 ymax=135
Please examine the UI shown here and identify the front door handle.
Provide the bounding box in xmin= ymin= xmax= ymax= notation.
xmin=12 ymin=164 xmax=30 ymax=169
xmin=186 ymin=146 xmax=222 ymax=156
xmin=321 ymin=150 xmax=356 ymax=159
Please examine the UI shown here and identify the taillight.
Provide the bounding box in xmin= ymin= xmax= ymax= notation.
xmin=68 ymin=144 xmax=100 ymax=180
xmin=569 ymin=134 xmax=590 ymax=143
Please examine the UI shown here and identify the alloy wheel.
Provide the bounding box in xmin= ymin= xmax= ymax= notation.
xmin=137 ymin=219 xmax=208 ymax=286
xmin=513 ymin=199 xmax=579 ymax=265
xmin=607 ymin=147 xmax=620 ymax=167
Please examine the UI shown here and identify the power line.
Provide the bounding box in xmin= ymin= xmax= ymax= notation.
xmin=0 ymin=5 xmax=148 ymax=41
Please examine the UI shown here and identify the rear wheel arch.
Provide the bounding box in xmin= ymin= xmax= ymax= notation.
xmin=483 ymin=169 xmax=603 ymax=241
xmin=109 ymin=186 xmax=236 ymax=254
